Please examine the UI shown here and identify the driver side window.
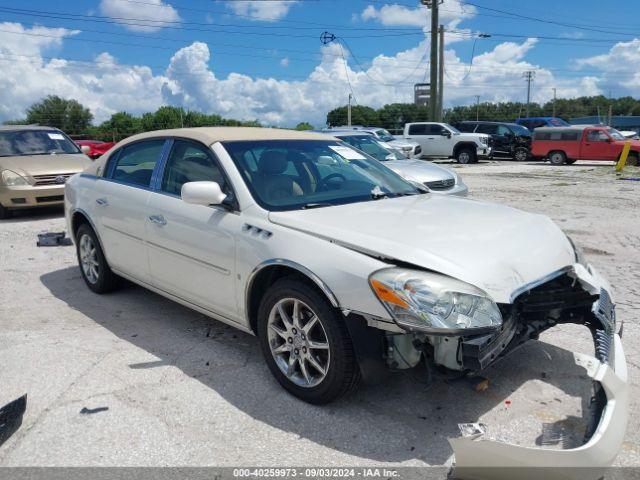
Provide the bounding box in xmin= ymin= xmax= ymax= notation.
xmin=586 ymin=130 xmax=609 ymax=142
xmin=161 ymin=140 xmax=227 ymax=196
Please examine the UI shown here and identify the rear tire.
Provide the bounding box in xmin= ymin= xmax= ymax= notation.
xmin=257 ymin=277 xmax=361 ymax=404
xmin=549 ymin=151 xmax=567 ymax=165
xmin=0 ymin=203 xmax=11 ymax=220
xmin=75 ymin=223 xmax=119 ymax=293
xmin=455 ymin=147 xmax=475 ymax=164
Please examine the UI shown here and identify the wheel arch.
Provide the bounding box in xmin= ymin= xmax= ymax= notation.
xmin=453 ymin=141 xmax=477 ymax=155
xmin=70 ymin=209 xmax=106 ymax=253
xmin=245 ymin=259 xmax=340 ymax=334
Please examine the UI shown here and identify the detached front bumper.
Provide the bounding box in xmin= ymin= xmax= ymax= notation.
xmin=450 ymin=333 xmax=628 ymax=480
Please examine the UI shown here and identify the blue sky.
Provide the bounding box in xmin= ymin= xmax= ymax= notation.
xmin=0 ymin=0 xmax=638 ymax=126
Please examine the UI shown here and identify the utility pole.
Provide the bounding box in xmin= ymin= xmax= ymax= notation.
xmin=474 ymin=95 xmax=480 ymax=121
xmin=422 ymin=0 xmax=441 ymax=121
xmin=347 ymin=93 xmax=352 ymax=126
xmin=552 ymin=88 xmax=557 ymax=117
xmin=523 ymin=71 xmax=535 ymax=117
xmin=437 ymin=24 xmax=444 ymax=121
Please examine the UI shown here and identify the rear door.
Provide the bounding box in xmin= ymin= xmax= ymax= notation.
xmin=145 ymin=138 xmax=243 ymax=322
xmin=404 ymin=124 xmax=429 ymax=152
xmin=582 ymin=129 xmax=616 ymax=160
xmin=95 ymin=139 xmax=166 ymax=279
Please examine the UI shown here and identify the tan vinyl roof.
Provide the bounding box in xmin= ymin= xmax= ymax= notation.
xmin=85 ymin=127 xmax=338 ymax=177
xmin=119 ymin=127 xmax=335 ymax=145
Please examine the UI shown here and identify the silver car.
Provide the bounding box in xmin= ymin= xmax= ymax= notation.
xmin=330 ymin=131 xmax=468 ymax=196
xmin=326 ymin=126 xmax=421 ymax=158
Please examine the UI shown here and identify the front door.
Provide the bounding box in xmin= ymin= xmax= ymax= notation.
xmin=145 ymin=139 xmax=242 ymax=323
xmin=95 ymin=139 xmax=166 ymax=278
xmin=582 ymin=129 xmax=616 ymax=160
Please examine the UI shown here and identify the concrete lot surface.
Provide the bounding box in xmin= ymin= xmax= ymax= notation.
xmin=0 ymin=160 xmax=638 ymax=467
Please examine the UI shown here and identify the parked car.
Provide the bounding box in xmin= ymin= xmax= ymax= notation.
xmin=531 ymin=125 xmax=640 ymax=165
xmin=515 ymin=117 xmax=570 ymax=131
xmin=0 ymin=126 xmax=92 ymax=219
xmin=329 ymin=131 xmax=468 ymax=196
xmin=75 ymin=139 xmax=116 ymax=159
xmin=403 ymin=122 xmax=491 ymax=163
xmin=66 ymin=128 xmax=626 ymax=471
xmin=327 ymin=125 xmax=421 ymax=158
xmin=453 ymin=121 xmax=532 ymax=161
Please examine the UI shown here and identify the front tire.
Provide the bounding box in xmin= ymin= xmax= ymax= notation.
xmin=0 ymin=203 xmax=11 ymax=220
xmin=75 ymin=224 xmax=119 ymax=293
xmin=257 ymin=277 xmax=360 ymax=404
xmin=455 ymin=147 xmax=475 ymax=164
xmin=513 ymin=147 xmax=529 ymax=162
xmin=549 ymin=151 xmax=567 ymax=165
xmin=627 ymin=154 xmax=639 ymax=167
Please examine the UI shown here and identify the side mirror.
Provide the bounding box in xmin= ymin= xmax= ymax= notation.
xmin=181 ymin=181 xmax=227 ymax=206
xmin=80 ymin=145 xmax=91 ymax=155
xmin=442 ymin=131 xmax=451 ymax=138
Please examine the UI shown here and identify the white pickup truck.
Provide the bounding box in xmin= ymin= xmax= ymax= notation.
xmin=403 ymin=122 xmax=491 ymax=163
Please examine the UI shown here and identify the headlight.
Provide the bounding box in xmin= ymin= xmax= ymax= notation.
xmin=1 ymin=170 xmax=29 ymax=186
xmin=369 ymin=268 xmax=502 ymax=333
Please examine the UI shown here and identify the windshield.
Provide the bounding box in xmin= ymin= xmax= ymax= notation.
xmin=223 ymin=139 xmax=419 ymax=211
xmin=606 ymin=128 xmax=625 ymax=140
xmin=549 ymin=118 xmax=570 ymax=126
xmin=0 ymin=129 xmax=81 ymax=157
xmin=375 ymin=129 xmax=395 ymax=142
xmin=336 ymin=135 xmax=395 ymax=162
xmin=509 ymin=124 xmax=531 ymax=136
xmin=443 ymin=124 xmax=461 ymax=134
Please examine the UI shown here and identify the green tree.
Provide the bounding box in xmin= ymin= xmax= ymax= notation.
xmin=25 ymin=95 xmax=93 ymax=135
xmin=295 ymin=122 xmax=313 ymax=131
xmin=326 ymin=105 xmax=379 ymax=127
xmin=93 ymin=112 xmax=143 ymax=141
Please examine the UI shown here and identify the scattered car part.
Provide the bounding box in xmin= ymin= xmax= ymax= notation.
xmin=0 ymin=394 xmax=27 ymax=447
xmin=36 ymin=231 xmax=72 ymax=247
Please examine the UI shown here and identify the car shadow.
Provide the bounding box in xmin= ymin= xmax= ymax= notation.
xmin=40 ymin=267 xmax=594 ymax=466
xmin=1 ymin=206 xmax=64 ymax=223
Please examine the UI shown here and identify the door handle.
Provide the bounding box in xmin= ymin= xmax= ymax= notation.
xmin=148 ymin=214 xmax=167 ymax=226
xmin=96 ymin=198 xmax=108 ymax=206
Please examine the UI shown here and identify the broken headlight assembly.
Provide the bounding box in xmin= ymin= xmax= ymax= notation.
xmin=369 ymin=268 xmax=502 ymax=333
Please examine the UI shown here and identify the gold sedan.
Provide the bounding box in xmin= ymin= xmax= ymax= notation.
xmin=0 ymin=126 xmax=92 ymax=219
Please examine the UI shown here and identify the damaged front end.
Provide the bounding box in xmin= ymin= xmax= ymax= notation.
xmin=374 ymin=265 xmax=628 ymax=479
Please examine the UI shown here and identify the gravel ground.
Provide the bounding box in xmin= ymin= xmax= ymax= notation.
xmin=0 ymin=159 xmax=638 ymax=468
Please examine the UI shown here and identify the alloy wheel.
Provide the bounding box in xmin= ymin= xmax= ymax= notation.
xmin=79 ymin=233 xmax=99 ymax=284
xmin=267 ymin=298 xmax=330 ymax=388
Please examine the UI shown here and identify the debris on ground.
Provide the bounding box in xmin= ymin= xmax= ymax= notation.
xmin=468 ymin=376 xmax=490 ymax=392
xmin=79 ymin=406 xmax=109 ymax=415
xmin=458 ymin=423 xmax=486 ymax=439
xmin=0 ymin=394 xmax=27 ymax=447
xmin=36 ymin=232 xmax=72 ymax=247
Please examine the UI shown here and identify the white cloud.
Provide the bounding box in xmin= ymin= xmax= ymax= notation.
xmin=99 ymin=0 xmax=181 ymax=32
xmin=0 ymin=22 xmax=165 ymax=121
xmin=280 ymin=57 xmax=289 ymax=67
xmin=360 ymin=1 xmax=475 ymax=29
xmin=226 ymin=1 xmax=298 ymax=22
xmin=0 ymin=20 xmax=633 ymax=128
xmin=575 ymin=39 xmax=640 ymax=94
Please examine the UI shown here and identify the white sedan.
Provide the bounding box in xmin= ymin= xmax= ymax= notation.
xmin=65 ymin=127 xmax=626 ymax=476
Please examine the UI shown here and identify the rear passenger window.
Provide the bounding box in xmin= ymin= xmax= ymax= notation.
xmin=161 ymin=140 xmax=227 ymax=196
xmin=408 ymin=124 xmax=427 ymax=135
xmin=561 ymin=132 xmax=579 ymax=140
xmin=111 ymin=140 xmax=164 ymax=187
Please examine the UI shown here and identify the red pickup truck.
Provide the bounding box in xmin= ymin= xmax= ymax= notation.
xmin=531 ymin=125 xmax=640 ymax=165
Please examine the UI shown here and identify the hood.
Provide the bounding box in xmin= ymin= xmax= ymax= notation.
xmin=0 ymin=154 xmax=92 ymax=179
xmin=269 ymin=195 xmax=574 ymax=303
xmin=383 ymin=159 xmax=454 ymax=183
xmin=388 ymin=139 xmax=419 ymax=148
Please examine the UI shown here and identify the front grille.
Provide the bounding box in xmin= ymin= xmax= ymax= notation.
xmin=515 ymin=274 xmax=598 ymax=312
xmin=593 ymin=288 xmax=616 ymax=367
xmin=33 ymin=173 xmax=73 ymax=186
xmin=36 ymin=195 xmax=64 ymax=203
xmin=425 ymin=178 xmax=455 ymax=190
